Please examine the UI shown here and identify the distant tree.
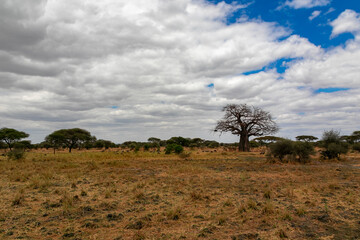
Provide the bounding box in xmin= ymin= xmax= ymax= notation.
xmin=254 ymin=136 xmax=283 ymax=146
xmin=0 ymin=128 xmax=29 ymax=151
xmin=214 ymin=104 xmax=279 ymax=151
xmin=165 ymin=144 xmax=184 ymax=154
xmin=190 ymin=138 xmax=204 ymax=148
xmin=249 ymin=140 xmax=260 ymax=148
xmin=148 ymin=137 xmax=161 ymax=143
xmin=322 ymin=130 xmax=341 ymax=146
xmin=166 ymin=137 xmax=191 ymax=147
xmin=148 ymin=137 xmax=161 ymax=150
xmin=94 ymin=139 xmax=114 ymax=150
xmin=83 ymin=136 xmax=97 ymax=149
xmin=351 ymin=131 xmax=360 ymax=143
xmin=340 ymin=135 xmax=354 ymax=144
xmin=321 ymin=130 xmax=348 ymax=159
xmin=204 ymin=140 xmax=220 ymax=148
xmin=14 ymin=140 xmax=32 ymax=150
xmin=45 ymin=131 xmax=65 ymax=154
xmin=45 ymin=128 xmax=92 ymax=153
xmin=295 ymin=135 xmax=318 ymax=142
xmin=353 ymin=143 xmax=360 ymax=152
xmin=143 ymin=144 xmax=150 ymax=151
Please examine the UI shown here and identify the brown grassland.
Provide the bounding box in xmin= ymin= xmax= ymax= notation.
xmin=0 ymin=148 xmax=359 ymax=240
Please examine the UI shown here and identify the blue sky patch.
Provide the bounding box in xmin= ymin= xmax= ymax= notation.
xmin=314 ymin=87 xmax=350 ymax=94
xmin=207 ymin=83 xmax=215 ymax=88
xmin=206 ymin=0 xmax=360 ymax=48
xmin=242 ymin=68 xmax=265 ymax=76
xmin=111 ymin=106 xmax=118 ymax=109
xmin=242 ymin=57 xmax=299 ymax=75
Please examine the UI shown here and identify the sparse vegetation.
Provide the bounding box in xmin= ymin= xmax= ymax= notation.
xmin=0 ymin=136 xmax=359 ymax=239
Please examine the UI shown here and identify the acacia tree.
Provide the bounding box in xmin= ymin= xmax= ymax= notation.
xmin=46 ymin=128 xmax=92 ymax=153
xmin=295 ymin=135 xmax=318 ymax=142
xmin=214 ymin=104 xmax=279 ymax=152
xmin=45 ymin=131 xmax=64 ymax=154
xmin=0 ymin=128 xmax=29 ymax=151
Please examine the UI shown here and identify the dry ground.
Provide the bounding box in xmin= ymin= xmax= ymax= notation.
xmin=0 ymin=149 xmax=359 ymax=240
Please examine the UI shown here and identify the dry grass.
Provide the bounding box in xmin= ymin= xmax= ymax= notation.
xmin=0 ymin=148 xmax=359 ymax=239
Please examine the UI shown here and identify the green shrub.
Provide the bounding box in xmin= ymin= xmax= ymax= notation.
xmin=353 ymin=143 xmax=360 ymax=152
xmin=134 ymin=145 xmax=140 ymax=153
xmin=173 ymin=145 xmax=184 ymax=154
xmin=268 ymin=140 xmax=314 ymax=163
xmin=321 ymin=142 xmax=348 ymax=160
xmin=320 ymin=130 xmax=348 ymax=159
xmin=7 ymin=149 xmax=26 ymax=160
xmin=165 ymin=144 xmax=184 ymax=154
xmin=143 ymin=144 xmax=150 ymax=151
xmin=293 ymin=141 xmax=314 ymax=163
xmin=269 ymin=139 xmax=293 ymax=162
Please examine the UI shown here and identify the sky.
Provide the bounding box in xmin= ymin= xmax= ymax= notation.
xmin=0 ymin=0 xmax=359 ymax=144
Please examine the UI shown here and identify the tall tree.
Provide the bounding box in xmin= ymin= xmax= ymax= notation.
xmin=45 ymin=131 xmax=64 ymax=154
xmin=0 ymin=128 xmax=29 ymax=151
xmin=214 ymin=104 xmax=279 ymax=151
xmin=45 ymin=128 xmax=92 ymax=153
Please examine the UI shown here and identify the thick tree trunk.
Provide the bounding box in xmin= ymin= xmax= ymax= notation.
xmin=239 ymin=133 xmax=250 ymax=152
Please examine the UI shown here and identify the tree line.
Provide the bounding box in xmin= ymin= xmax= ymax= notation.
xmin=1 ymin=103 xmax=359 ymax=162
xmin=0 ymin=127 xmax=235 ymax=154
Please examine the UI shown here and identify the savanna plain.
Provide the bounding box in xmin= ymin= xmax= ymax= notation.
xmin=0 ymin=149 xmax=359 ymax=240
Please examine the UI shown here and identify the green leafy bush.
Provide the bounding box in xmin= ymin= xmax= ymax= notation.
xmin=7 ymin=149 xmax=26 ymax=160
xmin=143 ymin=144 xmax=150 ymax=151
xmin=321 ymin=142 xmax=348 ymax=160
xmin=268 ymin=139 xmax=314 ymax=163
xmin=269 ymin=139 xmax=293 ymax=161
xmin=165 ymin=144 xmax=184 ymax=154
xmin=352 ymin=143 xmax=360 ymax=152
xmin=293 ymin=141 xmax=314 ymax=163
xmin=320 ymin=130 xmax=348 ymax=159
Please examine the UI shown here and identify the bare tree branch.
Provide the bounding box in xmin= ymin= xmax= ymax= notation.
xmin=214 ymin=104 xmax=279 ymax=151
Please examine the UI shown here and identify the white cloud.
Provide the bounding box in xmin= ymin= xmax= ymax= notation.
xmin=330 ymin=9 xmax=360 ymax=37
xmin=0 ymin=0 xmax=359 ymax=143
xmin=309 ymin=10 xmax=321 ymax=21
xmin=284 ymin=0 xmax=330 ymax=9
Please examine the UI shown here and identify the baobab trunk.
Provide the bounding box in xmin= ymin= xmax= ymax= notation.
xmin=239 ymin=133 xmax=250 ymax=152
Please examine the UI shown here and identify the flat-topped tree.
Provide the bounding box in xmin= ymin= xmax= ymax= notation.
xmin=351 ymin=131 xmax=360 ymax=142
xmin=254 ymin=136 xmax=283 ymax=146
xmin=214 ymin=104 xmax=279 ymax=152
xmin=46 ymin=128 xmax=92 ymax=153
xmin=0 ymin=128 xmax=29 ymax=151
xmin=295 ymin=135 xmax=318 ymax=142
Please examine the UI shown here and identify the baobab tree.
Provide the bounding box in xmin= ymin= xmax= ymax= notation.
xmin=214 ymin=104 xmax=279 ymax=152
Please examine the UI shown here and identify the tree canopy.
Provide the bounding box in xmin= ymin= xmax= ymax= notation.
xmin=45 ymin=128 xmax=92 ymax=153
xmin=214 ymin=104 xmax=278 ymax=151
xmin=0 ymin=128 xmax=29 ymax=150
xmin=295 ymin=135 xmax=318 ymax=142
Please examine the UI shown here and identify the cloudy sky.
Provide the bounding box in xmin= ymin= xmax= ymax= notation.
xmin=0 ymin=0 xmax=359 ymax=143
